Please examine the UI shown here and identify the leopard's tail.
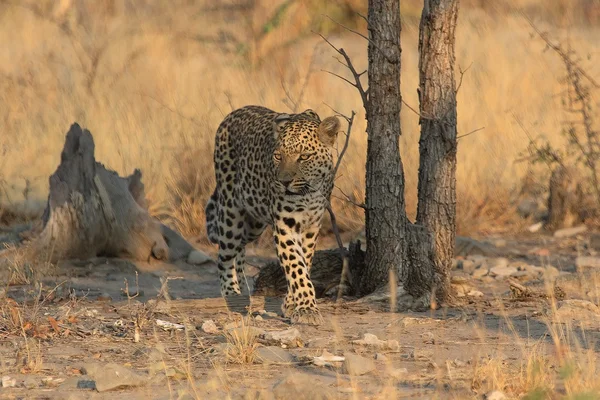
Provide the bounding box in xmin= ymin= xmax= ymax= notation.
xmin=205 ymin=189 xmax=219 ymax=244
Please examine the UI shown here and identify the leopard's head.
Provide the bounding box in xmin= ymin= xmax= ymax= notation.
xmin=272 ymin=109 xmax=340 ymax=196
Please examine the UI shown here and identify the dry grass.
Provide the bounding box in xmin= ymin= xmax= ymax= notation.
xmin=0 ymin=1 xmax=598 ymax=238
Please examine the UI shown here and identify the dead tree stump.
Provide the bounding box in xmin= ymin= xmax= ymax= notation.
xmin=33 ymin=123 xmax=196 ymax=262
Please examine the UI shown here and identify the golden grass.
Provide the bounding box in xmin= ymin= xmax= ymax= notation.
xmin=1 ymin=1 xmax=599 ymax=237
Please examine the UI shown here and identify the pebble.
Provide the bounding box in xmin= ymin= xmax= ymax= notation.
xmin=262 ymin=328 xmax=301 ymax=347
xmin=352 ymin=333 xmax=400 ymax=351
xmin=472 ymin=268 xmax=488 ymax=279
xmin=489 ymin=265 xmax=518 ymax=279
xmin=2 ymin=376 xmax=16 ymax=388
xmin=554 ymin=225 xmax=587 ymax=238
xmin=201 ymin=320 xmax=219 ymax=334
xmin=485 ymin=390 xmax=507 ymax=400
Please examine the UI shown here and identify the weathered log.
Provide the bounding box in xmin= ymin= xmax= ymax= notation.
xmin=32 ymin=123 xmax=199 ymax=263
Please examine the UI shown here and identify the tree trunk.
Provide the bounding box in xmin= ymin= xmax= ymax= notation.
xmin=358 ymin=0 xmax=406 ymax=295
xmin=415 ymin=0 xmax=459 ymax=302
xmin=33 ymin=123 xmax=199 ymax=263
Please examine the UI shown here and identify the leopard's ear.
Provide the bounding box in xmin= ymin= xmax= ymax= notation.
xmin=318 ymin=116 xmax=340 ymax=146
xmin=300 ymin=109 xmax=321 ymax=122
xmin=273 ymin=114 xmax=291 ymax=140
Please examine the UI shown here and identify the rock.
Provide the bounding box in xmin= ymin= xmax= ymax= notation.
xmin=576 ymin=256 xmax=600 ymax=269
xmin=388 ymin=368 xmax=408 ymax=379
xmin=451 ymin=275 xmax=469 ymax=284
xmin=254 ymin=315 xmax=264 ymax=321
xmin=453 ymin=283 xmax=467 ymax=297
xmin=554 ymin=225 xmax=587 ymax=238
xmin=491 ymin=239 xmax=507 ymax=248
xmin=2 ymin=376 xmax=16 ymax=388
xmin=262 ymin=328 xmax=301 ymax=347
xmin=527 ymin=222 xmax=543 ymax=233
xmin=467 ymin=290 xmax=484 ymax=297
xmin=375 ymin=353 xmax=388 ymax=361
xmin=489 ymin=265 xmax=518 ymax=279
xmin=313 ymin=350 xmax=345 ymax=367
xmin=555 ymin=300 xmax=600 ymax=321
xmin=460 ymin=259 xmax=476 ymax=273
xmin=256 ymin=347 xmax=294 ymax=364
xmin=80 ymin=362 xmax=148 ymax=392
xmin=485 ymin=390 xmax=507 ymax=400
xmin=352 ymin=333 xmax=400 ymax=351
xmin=187 ymin=250 xmax=212 ymax=265
xmin=490 ymin=257 xmax=509 ymax=268
xmin=42 ymin=377 xmax=65 ymax=388
xmin=202 ymin=320 xmax=219 ymax=334
xmin=343 ymin=353 xmax=376 ymax=376
xmin=421 ymin=332 xmax=435 ymax=344
xmin=472 ymin=267 xmax=488 ymax=279
xmin=272 ymin=373 xmax=335 ymax=400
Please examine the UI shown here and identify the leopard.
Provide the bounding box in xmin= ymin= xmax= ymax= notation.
xmin=205 ymin=105 xmax=340 ymax=325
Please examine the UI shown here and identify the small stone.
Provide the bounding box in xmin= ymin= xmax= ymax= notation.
xmin=254 ymin=315 xmax=264 ymax=321
xmin=352 ymin=333 xmax=400 ymax=351
xmin=272 ymin=373 xmax=335 ymax=400
xmin=80 ymin=362 xmax=148 ymax=392
xmin=460 ymin=259 xmax=476 ymax=273
xmin=492 ymin=239 xmax=507 ymax=248
xmin=451 ymin=275 xmax=469 ymax=284
xmin=421 ymin=331 xmax=435 ymax=344
xmin=256 ymin=346 xmax=294 ymax=364
xmin=22 ymin=376 xmax=39 ymax=389
xmin=201 ymin=320 xmax=219 ymax=334
xmin=467 ymin=290 xmax=484 ymax=297
xmin=554 ymin=225 xmax=587 ymax=238
xmin=42 ymin=377 xmax=65 ymax=388
xmin=2 ymin=376 xmax=16 ymax=388
xmin=490 ymin=257 xmax=509 ymax=269
xmin=576 ymin=256 xmax=600 ymax=269
xmin=262 ymin=328 xmax=301 ymax=347
xmin=527 ymin=222 xmax=543 ymax=233
xmin=375 ymin=353 xmax=388 ymax=361
xmin=388 ymin=368 xmax=408 ymax=379
xmin=187 ymin=250 xmax=212 ymax=265
xmin=343 ymin=353 xmax=376 ymax=376
xmin=485 ymin=390 xmax=507 ymax=400
xmin=489 ymin=265 xmax=518 ymax=279
xmin=472 ymin=267 xmax=488 ymax=279
xmin=481 ymin=276 xmax=495 ymax=284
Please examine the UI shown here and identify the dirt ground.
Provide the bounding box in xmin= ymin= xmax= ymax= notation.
xmin=1 ymin=230 xmax=600 ymax=399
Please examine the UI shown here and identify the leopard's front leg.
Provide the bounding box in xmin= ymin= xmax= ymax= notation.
xmin=273 ymin=217 xmax=323 ymax=325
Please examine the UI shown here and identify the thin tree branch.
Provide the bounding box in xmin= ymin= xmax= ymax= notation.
xmin=315 ymin=32 xmax=369 ymax=115
xmin=456 ymin=126 xmax=485 ymax=140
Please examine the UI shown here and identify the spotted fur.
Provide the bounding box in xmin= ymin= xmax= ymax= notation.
xmin=205 ymin=105 xmax=340 ymax=325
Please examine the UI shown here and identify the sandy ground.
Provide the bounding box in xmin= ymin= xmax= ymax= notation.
xmin=1 ymin=230 xmax=600 ymax=399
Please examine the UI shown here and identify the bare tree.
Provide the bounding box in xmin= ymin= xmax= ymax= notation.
xmin=415 ymin=0 xmax=460 ymax=301
xmin=359 ymin=0 xmax=407 ymax=295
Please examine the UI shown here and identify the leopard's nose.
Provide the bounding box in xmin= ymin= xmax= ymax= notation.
xmin=280 ymin=179 xmax=292 ymax=187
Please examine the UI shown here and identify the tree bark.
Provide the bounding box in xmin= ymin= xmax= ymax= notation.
xmin=33 ymin=123 xmax=198 ymax=263
xmin=415 ymin=0 xmax=459 ymax=302
xmin=358 ymin=0 xmax=406 ymax=295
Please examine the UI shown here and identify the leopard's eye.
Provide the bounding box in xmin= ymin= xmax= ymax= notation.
xmin=298 ymin=153 xmax=313 ymax=161
xmin=273 ymin=152 xmax=282 ymax=161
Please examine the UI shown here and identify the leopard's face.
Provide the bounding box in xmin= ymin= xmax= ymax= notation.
xmin=272 ymin=110 xmax=340 ymax=196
